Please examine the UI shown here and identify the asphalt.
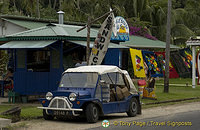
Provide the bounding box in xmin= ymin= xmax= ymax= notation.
xmin=17 ymin=101 xmax=200 ymax=130
xmin=0 ymin=97 xmax=11 ymax=128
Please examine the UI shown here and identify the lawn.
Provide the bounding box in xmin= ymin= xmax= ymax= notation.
xmin=0 ymin=104 xmax=42 ymax=120
xmin=141 ymin=78 xmax=200 ymax=104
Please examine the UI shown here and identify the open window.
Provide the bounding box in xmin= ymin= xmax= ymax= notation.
xmin=99 ymin=72 xmax=130 ymax=102
xmin=27 ymin=50 xmax=50 ymax=72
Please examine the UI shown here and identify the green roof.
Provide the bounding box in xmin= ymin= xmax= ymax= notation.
xmin=2 ymin=18 xmax=48 ymax=29
xmin=121 ymin=36 xmax=180 ymax=49
xmin=1 ymin=15 xmax=100 ymax=29
xmin=5 ymin=24 xmax=98 ymax=40
xmin=0 ymin=40 xmax=55 ymax=49
xmin=70 ymin=41 xmax=129 ymax=49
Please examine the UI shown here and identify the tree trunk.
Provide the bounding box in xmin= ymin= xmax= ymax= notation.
xmin=37 ymin=0 xmax=40 ymax=18
xmin=53 ymin=0 xmax=57 ymax=9
xmin=164 ymin=0 xmax=172 ymax=93
xmin=49 ymin=0 xmax=52 ymax=8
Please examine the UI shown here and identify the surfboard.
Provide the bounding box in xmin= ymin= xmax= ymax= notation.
xmin=89 ymin=13 xmax=114 ymax=65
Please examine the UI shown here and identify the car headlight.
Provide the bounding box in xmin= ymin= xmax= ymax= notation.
xmin=46 ymin=92 xmax=53 ymax=100
xmin=69 ymin=93 xmax=77 ymax=101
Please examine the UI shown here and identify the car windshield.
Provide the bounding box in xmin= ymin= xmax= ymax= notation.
xmin=59 ymin=72 xmax=98 ymax=88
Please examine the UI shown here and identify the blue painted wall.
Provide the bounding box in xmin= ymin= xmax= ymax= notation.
xmin=13 ymin=41 xmax=63 ymax=95
xmin=103 ymin=48 xmax=122 ymax=67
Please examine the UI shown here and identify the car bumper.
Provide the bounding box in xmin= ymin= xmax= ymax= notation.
xmin=38 ymin=97 xmax=83 ymax=116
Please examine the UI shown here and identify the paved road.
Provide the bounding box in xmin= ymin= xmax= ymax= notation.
xmin=11 ymin=102 xmax=200 ymax=130
xmin=90 ymin=110 xmax=200 ymax=130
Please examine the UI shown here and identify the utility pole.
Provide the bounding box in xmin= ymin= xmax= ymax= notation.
xmin=164 ymin=0 xmax=172 ymax=93
xmin=86 ymin=17 xmax=91 ymax=65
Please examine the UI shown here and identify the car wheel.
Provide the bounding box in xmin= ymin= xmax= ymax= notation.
xmin=85 ymin=103 xmax=99 ymax=123
xmin=127 ymin=98 xmax=138 ymax=117
xmin=43 ymin=110 xmax=54 ymax=120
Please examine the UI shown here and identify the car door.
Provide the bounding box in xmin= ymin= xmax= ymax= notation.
xmin=100 ymin=72 xmax=122 ymax=114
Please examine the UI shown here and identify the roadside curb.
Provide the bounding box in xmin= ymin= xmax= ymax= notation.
xmin=0 ymin=118 xmax=11 ymax=128
xmin=143 ymin=97 xmax=200 ymax=105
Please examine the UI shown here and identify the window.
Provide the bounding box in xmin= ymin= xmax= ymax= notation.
xmin=60 ymin=72 xmax=98 ymax=88
xmin=52 ymin=50 xmax=60 ymax=68
xmin=27 ymin=50 xmax=50 ymax=72
xmin=101 ymin=72 xmax=125 ymax=85
xmin=17 ymin=50 xmax=25 ymax=68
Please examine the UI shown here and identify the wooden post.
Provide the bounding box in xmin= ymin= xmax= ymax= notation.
xmin=192 ymin=46 xmax=196 ymax=88
xmin=86 ymin=17 xmax=91 ymax=65
xmin=76 ymin=9 xmax=115 ymax=65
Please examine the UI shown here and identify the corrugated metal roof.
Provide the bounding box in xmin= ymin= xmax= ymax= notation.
xmin=6 ymin=24 xmax=98 ymax=38
xmin=0 ymin=40 xmax=55 ymax=49
xmin=70 ymin=41 xmax=129 ymax=49
xmin=2 ymin=18 xmax=48 ymax=29
xmin=1 ymin=16 xmax=100 ymax=29
xmin=121 ymin=36 xmax=180 ymax=49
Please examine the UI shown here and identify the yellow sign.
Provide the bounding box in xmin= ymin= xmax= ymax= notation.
xmin=130 ymin=48 xmax=146 ymax=78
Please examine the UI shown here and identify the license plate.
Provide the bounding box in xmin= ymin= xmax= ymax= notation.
xmin=53 ymin=111 xmax=68 ymax=116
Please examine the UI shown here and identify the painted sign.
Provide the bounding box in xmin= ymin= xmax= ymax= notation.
xmin=89 ymin=13 xmax=114 ymax=65
xmin=110 ymin=16 xmax=129 ymax=41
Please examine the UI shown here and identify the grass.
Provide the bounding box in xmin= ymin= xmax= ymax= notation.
xmin=141 ymin=78 xmax=200 ymax=104
xmin=0 ymin=104 xmax=42 ymax=120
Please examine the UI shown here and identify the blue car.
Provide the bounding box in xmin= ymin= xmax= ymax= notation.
xmin=38 ymin=65 xmax=141 ymax=123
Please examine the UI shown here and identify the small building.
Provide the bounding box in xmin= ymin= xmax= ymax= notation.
xmin=0 ymin=23 xmax=128 ymax=95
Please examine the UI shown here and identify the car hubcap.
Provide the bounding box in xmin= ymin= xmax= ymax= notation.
xmin=93 ymin=107 xmax=97 ymax=118
xmin=131 ymin=102 xmax=137 ymax=112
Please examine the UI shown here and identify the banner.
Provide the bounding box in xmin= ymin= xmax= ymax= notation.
xmin=197 ymin=51 xmax=200 ymax=85
xmin=130 ymin=48 xmax=146 ymax=78
xmin=142 ymin=51 xmax=163 ymax=77
xmin=179 ymin=48 xmax=192 ymax=70
xmin=155 ymin=52 xmax=179 ymax=78
xmin=89 ymin=13 xmax=114 ymax=65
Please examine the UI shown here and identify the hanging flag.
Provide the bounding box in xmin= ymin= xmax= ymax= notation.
xmin=130 ymin=48 xmax=146 ymax=78
xmin=197 ymin=51 xmax=200 ymax=85
xmin=89 ymin=13 xmax=114 ymax=65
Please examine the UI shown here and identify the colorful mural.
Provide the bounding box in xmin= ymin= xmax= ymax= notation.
xmin=130 ymin=48 xmax=146 ymax=78
xmin=142 ymin=51 xmax=163 ymax=77
xmin=155 ymin=52 xmax=179 ymax=78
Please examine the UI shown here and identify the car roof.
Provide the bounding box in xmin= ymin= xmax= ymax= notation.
xmin=64 ymin=65 xmax=123 ymax=75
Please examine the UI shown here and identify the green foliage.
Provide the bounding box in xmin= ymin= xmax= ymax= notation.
xmin=0 ymin=51 xmax=9 ymax=76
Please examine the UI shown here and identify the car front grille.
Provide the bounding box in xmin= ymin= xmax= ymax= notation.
xmin=49 ymin=97 xmax=72 ymax=109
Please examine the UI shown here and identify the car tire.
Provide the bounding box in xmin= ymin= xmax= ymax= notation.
xmin=43 ymin=110 xmax=54 ymax=120
xmin=85 ymin=103 xmax=99 ymax=123
xmin=127 ymin=98 xmax=138 ymax=117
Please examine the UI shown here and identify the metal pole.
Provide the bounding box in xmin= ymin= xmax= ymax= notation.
xmin=86 ymin=17 xmax=91 ymax=65
xmin=192 ymin=46 xmax=196 ymax=88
